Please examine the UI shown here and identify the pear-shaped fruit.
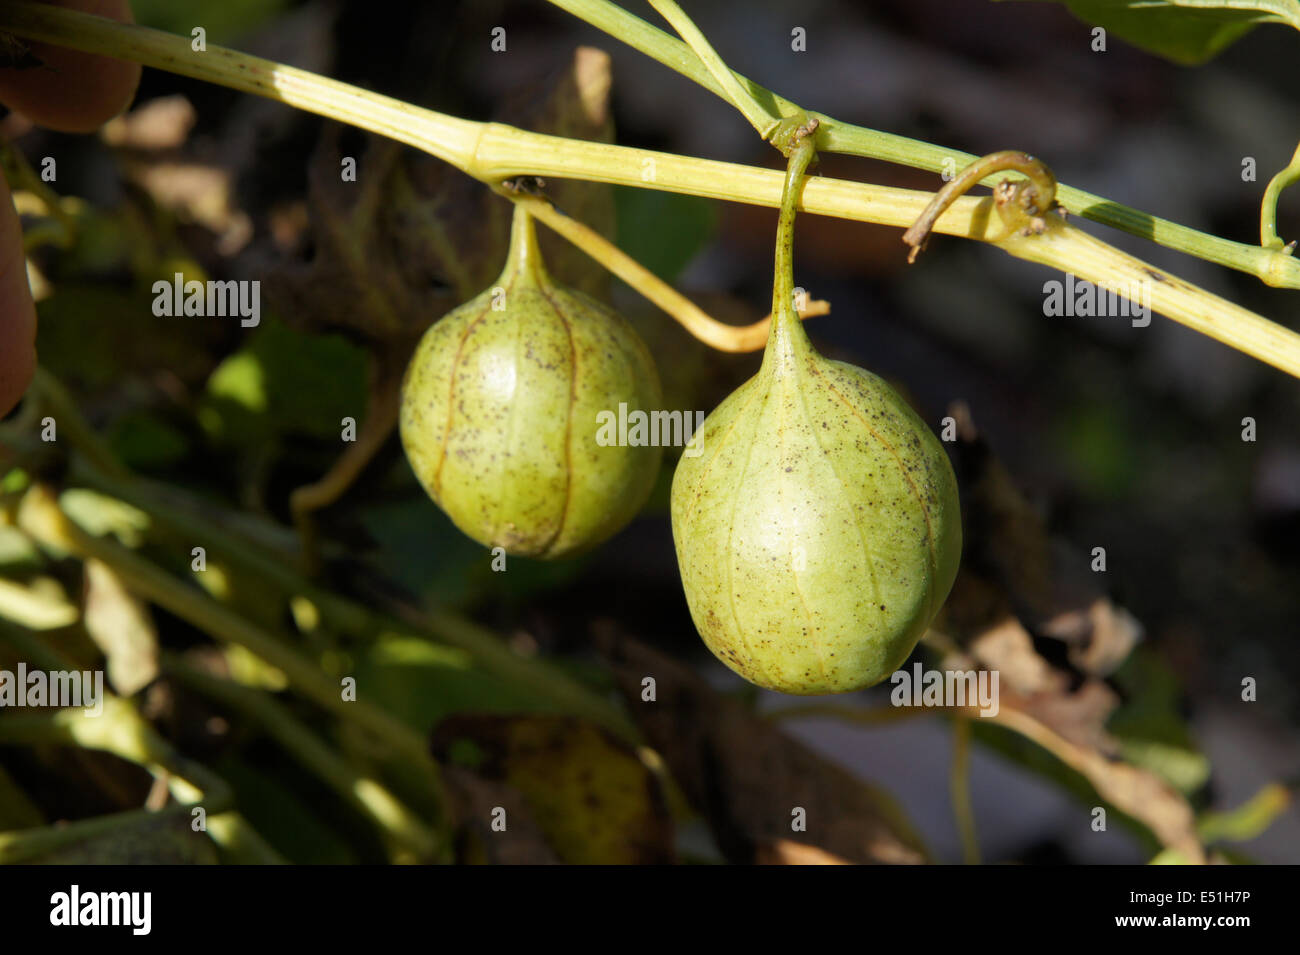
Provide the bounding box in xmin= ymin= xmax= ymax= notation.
xmin=671 ymin=135 xmax=960 ymax=694
xmin=671 ymin=315 xmax=961 ymax=693
xmin=401 ymin=206 xmax=663 ymax=558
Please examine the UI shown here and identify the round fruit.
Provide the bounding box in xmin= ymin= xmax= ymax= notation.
xmin=670 ymin=138 xmax=961 ymax=694
xmin=400 ymin=205 xmax=663 ymax=559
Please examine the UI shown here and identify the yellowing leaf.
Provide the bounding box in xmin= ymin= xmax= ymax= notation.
xmin=83 ymin=558 xmax=159 ymax=696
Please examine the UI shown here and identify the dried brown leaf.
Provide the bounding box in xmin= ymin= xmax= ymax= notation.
xmin=988 ymin=704 xmax=1204 ymax=862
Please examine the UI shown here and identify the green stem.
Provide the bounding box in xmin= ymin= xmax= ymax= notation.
xmin=764 ymin=129 xmax=817 ymax=369
xmin=0 ymin=139 xmax=76 ymax=242
xmin=1196 ymin=782 xmax=1291 ymax=844
xmin=950 ymin=714 xmax=980 ymax=865
xmin=646 ymin=0 xmax=779 ymax=140
xmin=1261 ymin=141 xmax=1300 ymax=249
xmin=547 ymin=0 xmax=1300 ymax=288
xmin=30 ymin=367 xmax=128 ymax=478
xmin=997 ymin=215 xmax=1300 ymax=378
xmin=0 ymin=2 xmax=478 ymax=166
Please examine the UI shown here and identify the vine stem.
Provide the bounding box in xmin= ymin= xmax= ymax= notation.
xmin=547 ymin=0 xmax=1300 ymax=290
xmin=288 ymin=348 xmax=402 ymax=573
xmin=999 ymin=217 xmax=1300 ymax=377
xmin=950 ymin=714 xmax=980 ymax=865
xmin=0 ymin=0 xmax=1298 ymax=377
xmin=646 ymin=0 xmax=779 ymax=141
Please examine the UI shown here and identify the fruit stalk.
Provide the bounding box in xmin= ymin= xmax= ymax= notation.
xmin=764 ymin=129 xmax=819 ymax=369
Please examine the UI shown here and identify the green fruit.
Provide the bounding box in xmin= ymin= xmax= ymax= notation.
xmin=400 ymin=206 xmax=663 ymax=558
xmin=671 ymin=323 xmax=961 ymax=693
xmin=671 ymin=296 xmax=961 ymax=695
xmin=671 ymin=134 xmax=960 ymax=695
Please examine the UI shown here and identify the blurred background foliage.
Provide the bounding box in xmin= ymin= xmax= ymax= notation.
xmin=0 ymin=0 xmax=1297 ymax=864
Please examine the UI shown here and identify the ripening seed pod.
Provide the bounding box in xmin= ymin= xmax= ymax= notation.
xmin=671 ymin=315 xmax=961 ymax=693
xmin=671 ymin=136 xmax=961 ymax=694
xmin=400 ymin=205 xmax=663 ymax=558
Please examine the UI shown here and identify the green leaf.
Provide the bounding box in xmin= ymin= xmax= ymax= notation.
xmin=355 ymin=494 xmax=487 ymax=608
xmin=352 ymin=634 xmax=565 ymax=735
xmin=431 ymin=715 xmax=676 ymax=864
xmin=0 ymin=468 xmax=30 ymax=495
xmin=0 ymin=576 xmax=78 ymax=630
xmin=106 ymin=411 xmax=191 ymax=472
xmin=27 ymin=817 xmax=219 ymax=865
xmin=1002 ymin=1 xmax=1300 ymax=64
xmin=199 ymin=318 xmax=368 ymax=447
xmin=614 ymin=187 xmax=717 ymax=283
xmin=356 ymin=471 xmax=593 ymax=610
xmin=59 ymin=489 xmax=151 ymax=548
xmin=36 ymin=283 xmax=219 ymax=391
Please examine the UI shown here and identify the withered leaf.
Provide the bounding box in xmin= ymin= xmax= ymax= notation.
xmin=939 ymin=402 xmax=1140 ymax=747
xmin=937 ymin=404 xmax=1203 ymax=860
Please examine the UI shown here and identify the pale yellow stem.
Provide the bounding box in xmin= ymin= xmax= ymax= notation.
xmin=511 ymin=192 xmax=828 ymax=352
